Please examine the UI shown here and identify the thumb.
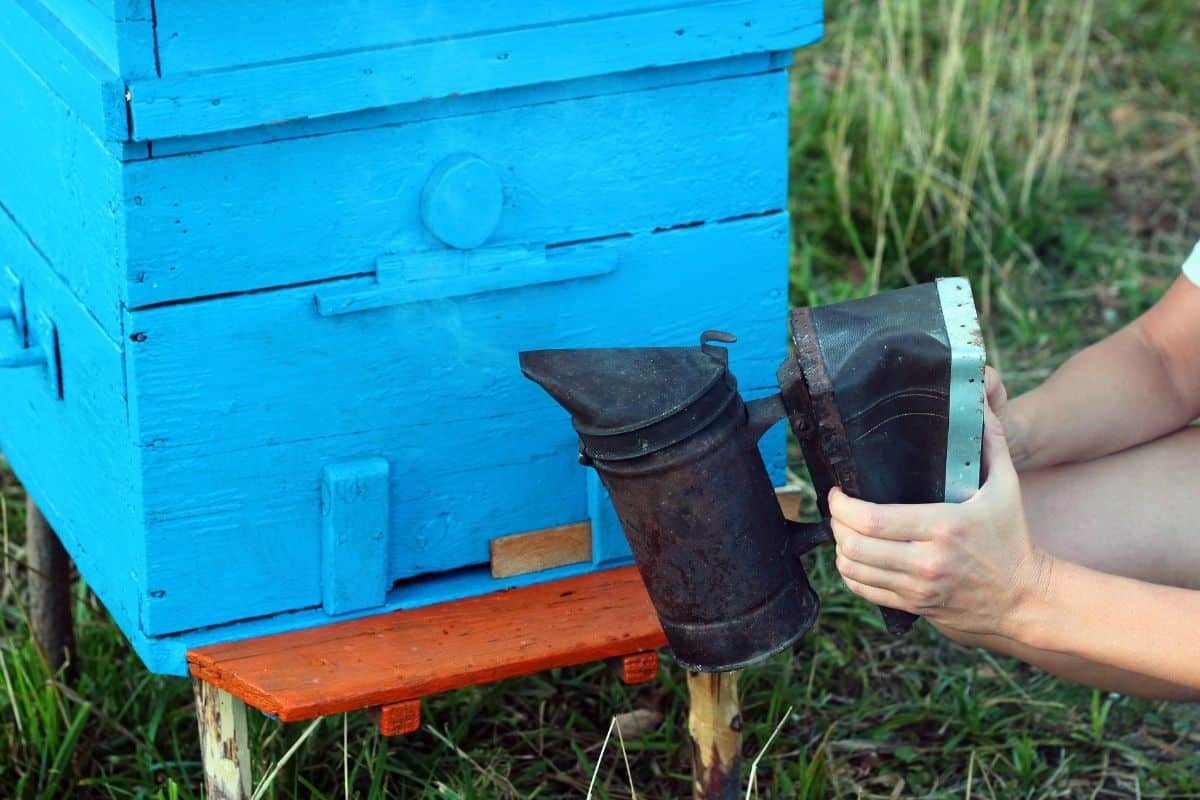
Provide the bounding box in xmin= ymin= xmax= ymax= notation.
xmin=984 ymin=366 xmax=1007 ymax=412
xmin=979 ymin=391 xmax=1017 ymax=489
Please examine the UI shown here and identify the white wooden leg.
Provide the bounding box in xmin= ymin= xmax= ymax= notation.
xmin=687 ymin=669 xmax=743 ymax=800
xmin=194 ymin=679 xmax=252 ymax=800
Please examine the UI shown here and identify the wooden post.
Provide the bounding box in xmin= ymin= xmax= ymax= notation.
xmin=687 ymin=670 xmax=743 ymax=799
xmin=26 ymin=501 xmax=76 ymax=681
xmin=194 ymin=679 xmax=252 ymax=800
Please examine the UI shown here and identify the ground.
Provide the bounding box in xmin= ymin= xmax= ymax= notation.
xmin=2 ymin=0 xmax=1198 ymax=797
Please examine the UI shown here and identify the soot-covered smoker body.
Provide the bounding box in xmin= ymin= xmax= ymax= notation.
xmin=779 ymin=277 xmax=987 ymax=634
xmin=519 ymin=334 xmax=823 ymax=672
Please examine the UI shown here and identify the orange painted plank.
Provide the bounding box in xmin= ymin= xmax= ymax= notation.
xmin=188 ymin=566 xmax=667 ymax=722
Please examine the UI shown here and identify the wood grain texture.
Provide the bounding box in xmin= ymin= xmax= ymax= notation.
xmin=613 ymin=651 xmax=659 ymax=685
xmin=26 ymin=500 xmax=77 ymax=681
xmin=131 ymin=485 xmax=803 ymax=675
xmin=687 ymin=670 xmax=743 ymax=799
xmin=489 ymin=522 xmax=592 ymax=579
xmin=314 ymin=243 xmax=619 ymax=316
xmin=321 ymin=459 xmax=390 ymax=616
xmin=0 ymin=32 xmax=126 ymax=338
xmin=188 ymin=566 xmax=668 ymax=722
xmin=0 ymin=212 xmax=145 ymax=647
xmin=153 ymin=0 xmax=732 ymax=74
xmin=124 ymin=71 xmax=786 ymax=308
xmin=0 ymin=1 xmax=129 ymax=141
xmin=2 ymin=0 xmax=821 ymax=678
xmin=36 ymin=0 xmax=156 ymax=79
xmin=193 ymin=679 xmax=252 ymax=800
xmin=367 ymin=700 xmax=421 ymax=737
xmin=146 ymin=53 xmax=781 ymax=158
xmin=130 ymin=2 xmax=822 ymax=139
xmin=132 ymin=217 xmax=788 ymax=635
xmin=776 ymin=486 xmax=805 ymax=521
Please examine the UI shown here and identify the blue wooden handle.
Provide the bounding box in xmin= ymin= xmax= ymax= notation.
xmin=0 ymin=345 xmax=46 ymax=369
xmin=315 ymin=241 xmax=619 ymax=317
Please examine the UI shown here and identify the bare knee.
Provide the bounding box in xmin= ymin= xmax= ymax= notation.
xmin=1019 ymin=428 xmax=1200 ymax=589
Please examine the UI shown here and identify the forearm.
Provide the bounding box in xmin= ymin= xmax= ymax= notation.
xmin=936 ymin=626 xmax=1200 ymax=701
xmin=1007 ymin=322 xmax=1194 ymax=470
xmin=1011 ymin=558 xmax=1200 ymax=692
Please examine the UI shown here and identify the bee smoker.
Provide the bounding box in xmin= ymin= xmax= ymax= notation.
xmin=519 ymin=332 xmax=826 ymax=671
xmin=520 ymin=278 xmax=985 ymax=669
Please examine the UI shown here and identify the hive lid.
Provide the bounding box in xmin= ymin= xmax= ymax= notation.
xmin=519 ymin=332 xmax=740 ymax=460
xmin=120 ymin=1 xmax=824 ymax=142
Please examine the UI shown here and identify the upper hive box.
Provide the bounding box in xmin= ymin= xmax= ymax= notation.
xmin=0 ymin=0 xmax=823 ymax=674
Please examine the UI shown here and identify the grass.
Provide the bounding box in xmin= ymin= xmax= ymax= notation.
xmin=3 ymin=0 xmax=1199 ymax=796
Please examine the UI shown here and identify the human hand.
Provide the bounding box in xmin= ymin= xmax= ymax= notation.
xmin=984 ymin=366 xmax=1036 ymax=471
xmin=829 ymin=394 xmax=1053 ymax=638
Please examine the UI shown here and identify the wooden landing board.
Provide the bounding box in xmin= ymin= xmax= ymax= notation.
xmin=188 ymin=566 xmax=667 ymax=722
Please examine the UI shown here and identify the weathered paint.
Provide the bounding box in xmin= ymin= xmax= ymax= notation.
xmin=153 ymin=0 xmax=803 ymax=74
xmin=144 ymin=52 xmax=788 ymax=157
xmin=186 ymin=565 xmax=668 ymax=722
xmin=0 ymin=209 xmax=146 ymax=640
xmin=321 ymin=458 xmax=391 ymax=616
xmin=123 ymin=70 xmax=788 ymax=310
xmin=192 ymin=680 xmax=252 ymax=800
xmin=0 ymin=34 xmax=127 ymax=338
xmin=130 ymin=2 xmax=822 ymax=140
xmin=37 ymin=0 xmax=157 ymax=79
xmin=0 ymin=1 xmax=131 ymax=141
xmin=0 ymin=0 xmax=818 ymax=675
xmin=133 ymin=215 xmax=789 ymax=636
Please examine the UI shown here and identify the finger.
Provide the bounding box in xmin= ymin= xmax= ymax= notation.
xmin=828 ymin=487 xmax=950 ymax=542
xmin=841 ymin=577 xmax=913 ymax=613
xmin=985 ymin=366 xmax=1007 ymax=409
xmin=978 ymin=391 xmax=1017 ymax=490
xmin=831 ymin=521 xmax=922 ymax=571
xmin=835 ymin=550 xmax=914 ymax=595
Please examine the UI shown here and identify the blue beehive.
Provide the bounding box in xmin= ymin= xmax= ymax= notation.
xmin=0 ymin=0 xmax=823 ymax=675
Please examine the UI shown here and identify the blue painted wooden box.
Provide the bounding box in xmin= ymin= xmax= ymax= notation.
xmin=0 ymin=0 xmax=822 ymax=675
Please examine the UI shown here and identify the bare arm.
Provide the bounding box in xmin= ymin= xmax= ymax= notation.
xmin=830 ymin=391 xmax=1200 ymax=696
xmin=830 ymin=275 xmax=1200 ymax=696
xmin=1010 ymin=559 xmax=1200 ymax=692
xmin=936 ymin=626 xmax=1200 ymax=701
xmin=1005 ymin=277 xmax=1200 ymax=470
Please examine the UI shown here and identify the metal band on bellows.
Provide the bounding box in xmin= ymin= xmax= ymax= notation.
xmin=935 ymin=278 xmax=987 ymax=502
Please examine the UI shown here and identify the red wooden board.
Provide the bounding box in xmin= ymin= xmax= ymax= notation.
xmin=188 ymin=566 xmax=667 ymax=722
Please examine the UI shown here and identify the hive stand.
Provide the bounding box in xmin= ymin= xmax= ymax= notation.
xmin=24 ymin=486 xmax=805 ymax=797
xmin=189 ymin=565 xmax=667 ymax=799
xmin=185 ymin=488 xmax=805 ymax=799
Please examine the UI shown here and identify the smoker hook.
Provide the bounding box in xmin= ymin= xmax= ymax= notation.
xmin=699 ymin=330 xmax=737 ymax=361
